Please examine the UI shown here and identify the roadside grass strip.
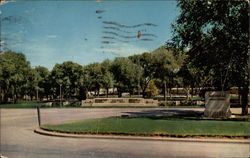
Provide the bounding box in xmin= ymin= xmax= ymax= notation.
xmin=41 ymin=117 xmax=250 ymax=137
xmin=0 ymin=101 xmax=44 ymax=108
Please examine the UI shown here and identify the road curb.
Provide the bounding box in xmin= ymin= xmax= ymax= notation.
xmin=34 ymin=128 xmax=250 ymax=144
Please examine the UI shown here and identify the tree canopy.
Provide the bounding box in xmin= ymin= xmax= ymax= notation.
xmin=168 ymin=0 xmax=249 ymax=114
xmin=0 ymin=51 xmax=30 ymax=103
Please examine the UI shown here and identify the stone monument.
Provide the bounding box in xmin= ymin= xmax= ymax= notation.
xmin=204 ymin=91 xmax=231 ymax=118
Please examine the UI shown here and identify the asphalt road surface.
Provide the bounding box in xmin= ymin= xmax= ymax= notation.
xmin=1 ymin=108 xmax=249 ymax=158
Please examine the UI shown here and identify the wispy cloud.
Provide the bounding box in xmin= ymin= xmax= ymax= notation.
xmin=46 ymin=35 xmax=58 ymax=39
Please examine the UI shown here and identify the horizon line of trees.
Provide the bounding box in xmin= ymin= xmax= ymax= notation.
xmin=0 ymin=46 xmax=186 ymax=103
xmin=0 ymin=45 xmax=246 ymax=104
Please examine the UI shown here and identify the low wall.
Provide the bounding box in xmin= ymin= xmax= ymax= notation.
xmin=81 ymin=98 xmax=158 ymax=106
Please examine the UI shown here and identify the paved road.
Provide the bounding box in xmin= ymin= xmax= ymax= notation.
xmin=1 ymin=108 xmax=249 ymax=158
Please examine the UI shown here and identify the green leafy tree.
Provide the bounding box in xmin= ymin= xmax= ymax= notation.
xmin=145 ymin=80 xmax=158 ymax=98
xmin=81 ymin=65 xmax=94 ymax=99
xmin=111 ymin=57 xmax=142 ymax=97
xmin=25 ymin=68 xmax=41 ymax=100
xmin=169 ymin=0 xmax=249 ymax=114
xmin=0 ymin=53 xmax=15 ymax=103
xmin=178 ymin=62 xmax=215 ymax=99
xmin=83 ymin=63 xmax=103 ymax=97
xmin=50 ymin=61 xmax=83 ymax=99
xmin=153 ymin=46 xmax=185 ymax=100
xmin=34 ymin=66 xmax=50 ymax=100
xmin=129 ymin=52 xmax=156 ymax=98
xmin=101 ymin=59 xmax=114 ymax=97
xmin=0 ymin=51 xmax=30 ymax=103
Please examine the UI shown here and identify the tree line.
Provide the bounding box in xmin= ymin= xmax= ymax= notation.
xmin=0 ymin=45 xmax=248 ymax=114
xmin=0 ymin=0 xmax=248 ymax=114
xmin=0 ymin=44 xmax=247 ymax=104
xmin=0 ymin=46 xmax=186 ymax=103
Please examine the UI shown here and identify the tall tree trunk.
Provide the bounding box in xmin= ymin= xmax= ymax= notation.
xmin=191 ymin=86 xmax=194 ymax=98
xmin=141 ymin=79 xmax=151 ymax=99
xmin=163 ymin=81 xmax=166 ymax=101
xmin=117 ymin=87 xmax=121 ymax=98
xmin=142 ymin=88 xmax=146 ymax=98
xmin=97 ymin=89 xmax=100 ymax=98
xmin=0 ymin=88 xmax=5 ymax=103
xmin=170 ymin=76 xmax=173 ymax=99
xmin=241 ymin=85 xmax=248 ymax=115
xmin=84 ymin=90 xmax=88 ymax=100
xmin=118 ymin=91 xmax=122 ymax=98
xmin=14 ymin=86 xmax=17 ymax=104
xmin=106 ymin=88 xmax=109 ymax=98
xmin=186 ymin=87 xmax=190 ymax=100
xmin=169 ymin=87 xmax=172 ymax=99
xmin=36 ymin=89 xmax=39 ymax=101
xmin=238 ymin=87 xmax=242 ymax=105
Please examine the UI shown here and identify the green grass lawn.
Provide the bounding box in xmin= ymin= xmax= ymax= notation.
xmin=0 ymin=100 xmax=44 ymax=108
xmin=41 ymin=116 xmax=250 ymax=137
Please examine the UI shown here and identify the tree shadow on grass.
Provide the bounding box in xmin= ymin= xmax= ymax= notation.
xmin=123 ymin=109 xmax=203 ymax=120
xmin=122 ymin=109 xmax=249 ymax=121
xmin=124 ymin=109 xmax=202 ymax=116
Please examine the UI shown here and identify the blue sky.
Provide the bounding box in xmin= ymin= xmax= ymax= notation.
xmin=1 ymin=0 xmax=179 ymax=70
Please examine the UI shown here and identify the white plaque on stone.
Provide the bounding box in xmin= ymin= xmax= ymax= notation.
xmin=204 ymin=91 xmax=231 ymax=118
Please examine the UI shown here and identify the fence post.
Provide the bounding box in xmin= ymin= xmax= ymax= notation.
xmin=37 ymin=106 xmax=41 ymax=127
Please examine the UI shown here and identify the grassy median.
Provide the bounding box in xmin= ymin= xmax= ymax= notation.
xmin=41 ymin=116 xmax=250 ymax=137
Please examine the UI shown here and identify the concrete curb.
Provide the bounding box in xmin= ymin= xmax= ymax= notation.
xmin=34 ymin=128 xmax=250 ymax=144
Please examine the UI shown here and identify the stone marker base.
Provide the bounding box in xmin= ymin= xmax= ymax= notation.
xmin=204 ymin=91 xmax=231 ymax=118
xmin=204 ymin=108 xmax=231 ymax=118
